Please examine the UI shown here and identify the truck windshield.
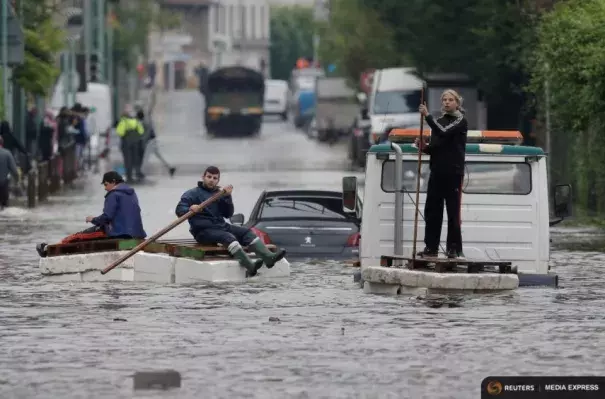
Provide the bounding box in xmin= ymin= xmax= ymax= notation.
xmin=373 ymin=90 xmax=422 ymax=114
xmin=380 ymin=161 xmax=532 ymax=195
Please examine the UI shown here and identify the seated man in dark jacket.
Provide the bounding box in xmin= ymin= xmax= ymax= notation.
xmin=36 ymin=171 xmax=147 ymax=257
xmin=175 ymin=166 xmax=286 ymax=277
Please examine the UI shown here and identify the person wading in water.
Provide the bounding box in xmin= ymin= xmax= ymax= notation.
xmin=116 ymin=105 xmax=145 ymax=182
xmin=0 ymin=136 xmax=19 ymax=210
xmin=136 ymin=109 xmax=176 ymax=177
xmin=415 ymin=89 xmax=468 ymax=259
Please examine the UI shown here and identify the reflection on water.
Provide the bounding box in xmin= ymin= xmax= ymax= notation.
xmin=2 ymin=205 xmax=605 ymax=398
xmin=1 ymin=93 xmax=604 ymax=397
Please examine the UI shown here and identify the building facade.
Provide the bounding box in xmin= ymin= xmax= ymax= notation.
xmin=156 ymin=0 xmax=271 ymax=87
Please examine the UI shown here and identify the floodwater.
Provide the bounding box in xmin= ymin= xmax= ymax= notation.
xmin=1 ymin=91 xmax=604 ymax=399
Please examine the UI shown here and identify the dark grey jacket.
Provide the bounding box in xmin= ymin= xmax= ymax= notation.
xmin=0 ymin=147 xmax=18 ymax=185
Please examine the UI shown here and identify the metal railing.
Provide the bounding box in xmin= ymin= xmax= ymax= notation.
xmin=22 ymin=143 xmax=79 ymax=208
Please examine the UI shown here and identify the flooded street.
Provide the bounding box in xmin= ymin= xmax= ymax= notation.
xmin=1 ymin=91 xmax=604 ymax=399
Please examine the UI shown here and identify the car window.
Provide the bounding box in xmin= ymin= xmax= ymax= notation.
xmin=259 ymin=197 xmax=347 ymax=219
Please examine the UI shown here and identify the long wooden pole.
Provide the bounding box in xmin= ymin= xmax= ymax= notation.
xmin=101 ymin=189 xmax=226 ymax=275
xmin=411 ymin=88 xmax=425 ymax=265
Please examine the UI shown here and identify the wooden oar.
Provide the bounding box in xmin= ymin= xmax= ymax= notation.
xmin=411 ymin=88 xmax=426 ymax=266
xmin=100 ymin=189 xmax=226 ymax=275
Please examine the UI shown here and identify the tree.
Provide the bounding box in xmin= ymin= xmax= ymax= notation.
xmin=316 ymin=0 xmax=402 ymax=87
xmin=269 ymin=5 xmax=315 ymax=80
xmin=329 ymin=0 xmax=540 ymax=129
xmin=528 ymin=0 xmax=605 ymax=213
xmin=11 ymin=1 xmax=65 ymax=97
xmin=113 ymin=0 xmax=181 ymax=71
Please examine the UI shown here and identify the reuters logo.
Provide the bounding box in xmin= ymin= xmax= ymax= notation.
xmin=486 ymin=381 xmax=503 ymax=395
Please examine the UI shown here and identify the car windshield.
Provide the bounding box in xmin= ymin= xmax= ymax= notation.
xmin=259 ymin=196 xmax=347 ymax=219
xmin=373 ymin=90 xmax=422 ymax=114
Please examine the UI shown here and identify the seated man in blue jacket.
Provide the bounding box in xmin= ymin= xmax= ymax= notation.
xmin=175 ymin=166 xmax=286 ymax=277
xmin=36 ymin=171 xmax=147 ymax=257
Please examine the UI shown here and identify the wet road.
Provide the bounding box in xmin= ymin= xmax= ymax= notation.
xmin=1 ymin=91 xmax=604 ymax=398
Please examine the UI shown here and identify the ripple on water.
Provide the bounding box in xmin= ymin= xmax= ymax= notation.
xmin=2 ymin=189 xmax=605 ymax=397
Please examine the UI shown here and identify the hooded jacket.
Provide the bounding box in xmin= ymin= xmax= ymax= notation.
xmin=91 ymin=183 xmax=147 ymax=238
xmin=175 ymin=182 xmax=234 ymax=234
xmin=422 ymin=110 xmax=468 ymax=175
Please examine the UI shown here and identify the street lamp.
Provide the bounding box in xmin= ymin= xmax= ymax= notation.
xmin=66 ymin=7 xmax=84 ymax=106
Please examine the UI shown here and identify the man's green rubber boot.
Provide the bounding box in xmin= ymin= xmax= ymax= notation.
xmin=248 ymin=237 xmax=286 ymax=269
xmin=228 ymin=242 xmax=263 ymax=277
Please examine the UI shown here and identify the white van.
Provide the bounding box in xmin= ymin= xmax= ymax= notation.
xmin=368 ymin=67 xmax=424 ymax=145
xmin=75 ymin=83 xmax=114 ymax=162
xmin=264 ymin=79 xmax=289 ymax=120
xmin=342 ymin=129 xmax=572 ymax=288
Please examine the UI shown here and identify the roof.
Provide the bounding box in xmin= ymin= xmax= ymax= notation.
xmin=159 ymin=0 xmax=211 ymax=6
xmin=368 ymin=143 xmax=545 ymax=156
xmin=264 ymin=189 xmax=342 ymax=198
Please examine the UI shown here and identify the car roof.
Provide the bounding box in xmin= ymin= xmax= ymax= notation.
xmin=263 ymin=189 xmax=342 ymax=198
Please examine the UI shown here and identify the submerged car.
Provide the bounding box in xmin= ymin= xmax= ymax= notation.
xmin=230 ymin=189 xmax=360 ymax=260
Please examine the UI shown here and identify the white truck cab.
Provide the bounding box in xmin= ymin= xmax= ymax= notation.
xmin=368 ymin=67 xmax=424 ymax=145
xmin=342 ymin=129 xmax=572 ymax=287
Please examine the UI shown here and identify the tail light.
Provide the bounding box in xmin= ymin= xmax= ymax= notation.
xmin=105 ymin=128 xmax=111 ymax=146
xmin=251 ymin=227 xmax=272 ymax=244
xmin=346 ymin=232 xmax=360 ymax=247
xmin=353 ymin=128 xmax=363 ymax=137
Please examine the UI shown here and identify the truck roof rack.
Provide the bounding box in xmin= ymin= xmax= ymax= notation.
xmin=388 ymin=129 xmax=524 ymax=145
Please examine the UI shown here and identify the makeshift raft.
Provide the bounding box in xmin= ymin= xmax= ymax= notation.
xmin=39 ymin=238 xmax=290 ymax=283
xmin=361 ymin=255 xmax=519 ymax=295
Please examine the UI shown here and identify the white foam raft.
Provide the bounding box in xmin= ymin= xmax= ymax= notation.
xmin=361 ymin=266 xmax=519 ymax=295
xmin=39 ymin=251 xmax=290 ymax=283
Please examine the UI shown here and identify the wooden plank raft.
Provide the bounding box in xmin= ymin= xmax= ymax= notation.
xmin=380 ymin=255 xmax=516 ymax=274
xmin=45 ymin=238 xmax=276 ymax=261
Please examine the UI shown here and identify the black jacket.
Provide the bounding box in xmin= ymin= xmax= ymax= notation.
xmin=422 ymin=112 xmax=468 ymax=175
xmin=175 ymin=182 xmax=234 ymax=234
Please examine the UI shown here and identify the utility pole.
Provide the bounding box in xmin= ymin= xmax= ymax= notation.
xmin=108 ymin=2 xmax=115 ymax=119
xmin=84 ymin=0 xmax=92 ymax=84
xmin=544 ymin=62 xmax=552 ymax=192
xmin=1 ymin=0 xmax=7 ymax=118
xmin=313 ymin=0 xmax=330 ymax=67
xmin=96 ymin=0 xmax=106 ymax=81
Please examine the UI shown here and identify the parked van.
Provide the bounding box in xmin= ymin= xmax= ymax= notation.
xmin=368 ymin=67 xmax=424 ymax=145
xmin=341 ymin=129 xmax=573 ymax=287
xmin=264 ymin=79 xmax=289 ymax=120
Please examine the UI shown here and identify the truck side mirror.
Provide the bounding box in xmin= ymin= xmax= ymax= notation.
xmin=553 ymin=183 xmax=572 ymax=218
xmin=230 ymin=213 xmax=245 ymax=225
xmin=342 ymin=176 xmax=357 ymax=213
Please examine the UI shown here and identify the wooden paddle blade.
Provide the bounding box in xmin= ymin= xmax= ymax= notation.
xmin=100 ymin=189 xmax=226 ymax=275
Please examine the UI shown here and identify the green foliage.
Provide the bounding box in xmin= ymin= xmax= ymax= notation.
xmin=528 ymin=0 xmax=605 ymax=214
xmin=114 ymin=0 xmax=182 ymax=70
xmin=356 ymin=0 xmax=538 ymax=105
xmin=269 ymin=5 xmax=315 ymax=80
xmin=11 ymin=1 xmax=65 ymax=97
xmin=317 ymin=0 xmax=402 ymax=86
xmin=528 ymin=0 xmax=605 ymax=132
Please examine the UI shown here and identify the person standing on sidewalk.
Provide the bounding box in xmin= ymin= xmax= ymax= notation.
xmin=0 ymin=136 xmax=20 ymax=210
xmin=136 ymin=109 xmax=176 ymax=177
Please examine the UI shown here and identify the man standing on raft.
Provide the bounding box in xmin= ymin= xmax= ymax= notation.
xmin=416 ymin=89 xmax=468 ymax=259
xmin=175 ymin=166 xmax=286 ymax=277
